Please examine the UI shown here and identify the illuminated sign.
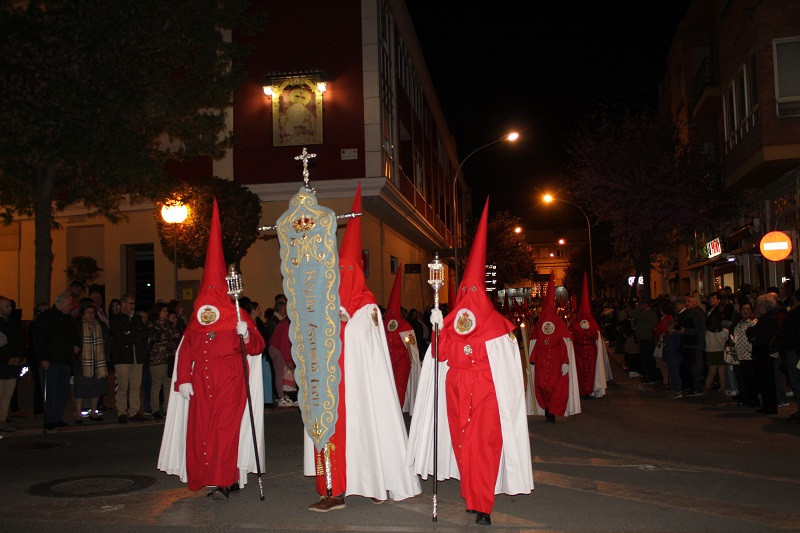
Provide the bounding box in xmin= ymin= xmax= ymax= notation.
xmin=485 ymin=264 xmax=497 ymax=292
xmin=706 ymin=237 xmax=722 ymax=258
xmin=759 ymin=231 xmax=793 ymax=262
xmin=627 ymin=276 xmax=644 ymax=286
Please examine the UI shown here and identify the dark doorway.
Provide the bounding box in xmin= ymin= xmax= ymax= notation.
xmin=124 ymin=244 xmax=155 ymax=311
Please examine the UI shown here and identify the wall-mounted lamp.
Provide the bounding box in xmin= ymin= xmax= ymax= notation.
xmin=316 ymin=81 xmax=327 ymax=93
xmin=558 ymin=238 xmax=566 ymax=245
xmin=262 ymin=85 xmax=274 ymax=97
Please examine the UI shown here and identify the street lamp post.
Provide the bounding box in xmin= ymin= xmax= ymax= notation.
xmin=161 ymin=202 xmax=188 ymax=300
xmin=543 ymin=194 xmax=594 ymax=298
xmin=452 ymin=132 xmax=519 ymax=287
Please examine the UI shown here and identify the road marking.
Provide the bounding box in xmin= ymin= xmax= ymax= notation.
xmin=535 ymin=470 xmax=800 ymax=529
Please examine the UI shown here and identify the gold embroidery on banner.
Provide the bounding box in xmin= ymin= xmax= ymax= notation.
xmin=277 ymin=189 xmax=340 ymax=448
xmin=464 ymin=344 xmax=473 ymax=355
xmin=292 ymin=215 xmax=316 ymax=232
xmin=406 ymin=333 xmax=416 ymax=346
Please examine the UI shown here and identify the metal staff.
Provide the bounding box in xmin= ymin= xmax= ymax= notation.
xmin=427 ymin=254 xmax=445 ymax=522
xmin=226 ymin=266 xmax=265 ymax=501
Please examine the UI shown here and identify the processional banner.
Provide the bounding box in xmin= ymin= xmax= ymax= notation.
xmin=277 ymin=187 xmax=341 ymax=451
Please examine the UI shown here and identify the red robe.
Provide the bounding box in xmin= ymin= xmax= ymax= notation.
xmin=176 ymin=327 xmax=264 ymax=491
xmin=385 ymin=324 xmax=412 ymax=407
xmin=441 ymin=330 xmax=504 ymax=514
xmin=569 ymin=324 xmax=599 ymax=396
xmin=530 ymin=333 xmax=570 ymax=416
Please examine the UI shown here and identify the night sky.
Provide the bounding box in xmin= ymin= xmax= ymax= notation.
xmin=405 ymin=1 xmax=691 ymax=228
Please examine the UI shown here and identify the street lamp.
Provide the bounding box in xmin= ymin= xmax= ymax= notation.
xmin=452 ymin=131 xmax=519 ymax=286
xmin=543 ymin=193 xmax=594 ymax=298
xmin=161 ymin=201 xmax=188 ymax=300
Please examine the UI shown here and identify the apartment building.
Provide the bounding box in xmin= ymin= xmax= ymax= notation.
xmin=659 ymin=0 xmax=800 ymax=295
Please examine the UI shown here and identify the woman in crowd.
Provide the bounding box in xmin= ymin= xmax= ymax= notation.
xmin=652 ymin=300 xmax=675 ymax=388
xmin=147 ymin=302 xmax=181 ymax=419
xmin=73 ymin=298 xmax=108 ymax=423
xmin=731 ymin=300 xmax=757 ymax=408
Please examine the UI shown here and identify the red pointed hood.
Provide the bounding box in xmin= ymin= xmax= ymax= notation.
xmin=384 ymin=265 xmax=412 ymax=334
xmin=532 ymin=272 xmax=571 ymax=342
xmin=185 ymin=198 xmax=250 ymax=334
xmin=441 ymin=197 xmax=514 ymax=352
xmin=339 ymin=184 xmax=376 ymax=315
xmin=571 ymin=271 xmax=600 ymax=334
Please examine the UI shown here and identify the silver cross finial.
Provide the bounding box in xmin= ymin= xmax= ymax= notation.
xmin=294 ymin=147 xmax=317 ymax=189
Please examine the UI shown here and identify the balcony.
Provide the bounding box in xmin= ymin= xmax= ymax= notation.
xmin=690 ymin=57 xmax=720 ymax=121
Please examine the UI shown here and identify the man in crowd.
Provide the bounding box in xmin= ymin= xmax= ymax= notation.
xmin=0 ymin=296 xmax=23 ymax=432
xmin=110 ymin=293 xmax=147 ymax=423
xmin=36 ymin=291 xmax=81 ymax=430
xmin=630 ymin=298 xmax=660 ymax=385
xmin=677 ymin=293 xmax=706 ymax=397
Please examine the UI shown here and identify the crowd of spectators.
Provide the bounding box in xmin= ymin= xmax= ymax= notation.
xmin=598 ymin=281 xmax=800 ymax=421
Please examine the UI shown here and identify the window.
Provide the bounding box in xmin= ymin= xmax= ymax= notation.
xmin=722 ymin=52 xmax=759 ymax=152
xmin=556 ymin=248 xmax=566 ymax=258
xmin=413 ymin=146 xmax=425 ymax=196
xmin=774 ymin=37 xmax=800 ymax=117
xmin=390 ymin=256 xmax=399 ymax=274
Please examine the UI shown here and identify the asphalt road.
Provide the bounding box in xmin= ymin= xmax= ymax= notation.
xmin=1 ymin=352 xmax=799 ymax=532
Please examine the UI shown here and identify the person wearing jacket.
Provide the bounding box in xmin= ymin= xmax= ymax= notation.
xmin=746 ymin=295 xmax=781 ymax=414
xmin=109 ymin=294 xmax=148 ymax=423
xmin=35 ymin=291 xmax=81 ymax=430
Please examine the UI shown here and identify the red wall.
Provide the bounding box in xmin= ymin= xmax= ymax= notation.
xmin=234 ymin=0 xmax=366 ymax=185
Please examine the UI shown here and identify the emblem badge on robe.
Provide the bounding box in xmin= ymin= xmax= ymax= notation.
xmin=580 ymin=319 xmax=590 ymax=330
xmin=198 ymin=305 xmax=219 ymax=325
xmin=371 ymin=308 xmax=379 ymax=328
xmin=387 ymin=319 xmax=398 ymax=332
xmin=541 ymin=321 xmax=555 ymax=335
xmin=277 ymin=186 xmax=342 ymax=451
xmin=454 ymin=308 xmax=476 ymax=334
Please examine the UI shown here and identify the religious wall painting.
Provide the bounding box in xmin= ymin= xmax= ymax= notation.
xmin=272 ymin=78 xmax=324 ymax=147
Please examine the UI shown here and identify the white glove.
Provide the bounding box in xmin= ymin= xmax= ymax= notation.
xmin=178 ymin=383 xmax=194 ymax=401
xmin=237 ymin=320 xmax=249 ymax=340
xmin=430 ymin=308 xmax=444 ymax=330
xmin=561 ymin=363 xmax=569 ymax=376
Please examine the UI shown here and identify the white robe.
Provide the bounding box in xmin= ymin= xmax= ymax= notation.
xmin=591 ymin=331 xmax=608 ymax=398
xmin=528 ymin=337 xmax=582 ymax=416
xmin=157 ymin=342 xmax=265 ymax=489
xmin=405 ymin=334 xmax=534 ymax=496
xmin=401 ymin=327 xmax=421 ymax=415
xmin=302 ymin=303 xmax=421 ymax=501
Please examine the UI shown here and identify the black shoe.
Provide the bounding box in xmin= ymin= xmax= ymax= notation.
xmin=152 ymin=412 xmax=163 ymax=420
xmin=786 ymin=411 xmax=800 ymax=422
xmin=546 ymin=412 xmax=556 ymax=423
xmin=227 ymin=482 xmax=240 ymax=493
xmin=208 ymin=486 xmax=230 ymax=502
xmin=475 ymin=512 xmax=491 ymax=525
xmin=466 ymin=509 xmax=478 ymax=514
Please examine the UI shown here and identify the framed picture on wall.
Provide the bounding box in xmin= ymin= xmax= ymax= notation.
xmin=272 ymin=77 xmax=324 ymax=147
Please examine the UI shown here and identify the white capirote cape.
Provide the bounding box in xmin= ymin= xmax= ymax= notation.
xmin=405 ymin=334 xmax=534 ymax=496
xmin=157 ymin=340 xmax=265 ymax=488
xmin=590 ymin=331 xmax=609 ymax=398
xmin=527 ymin=337 xmax=582 ymax=416
xmin=302 ymin=303 xmax=421 ymax=501
xmin=401 ymin=327 xmax=421 ymax=416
